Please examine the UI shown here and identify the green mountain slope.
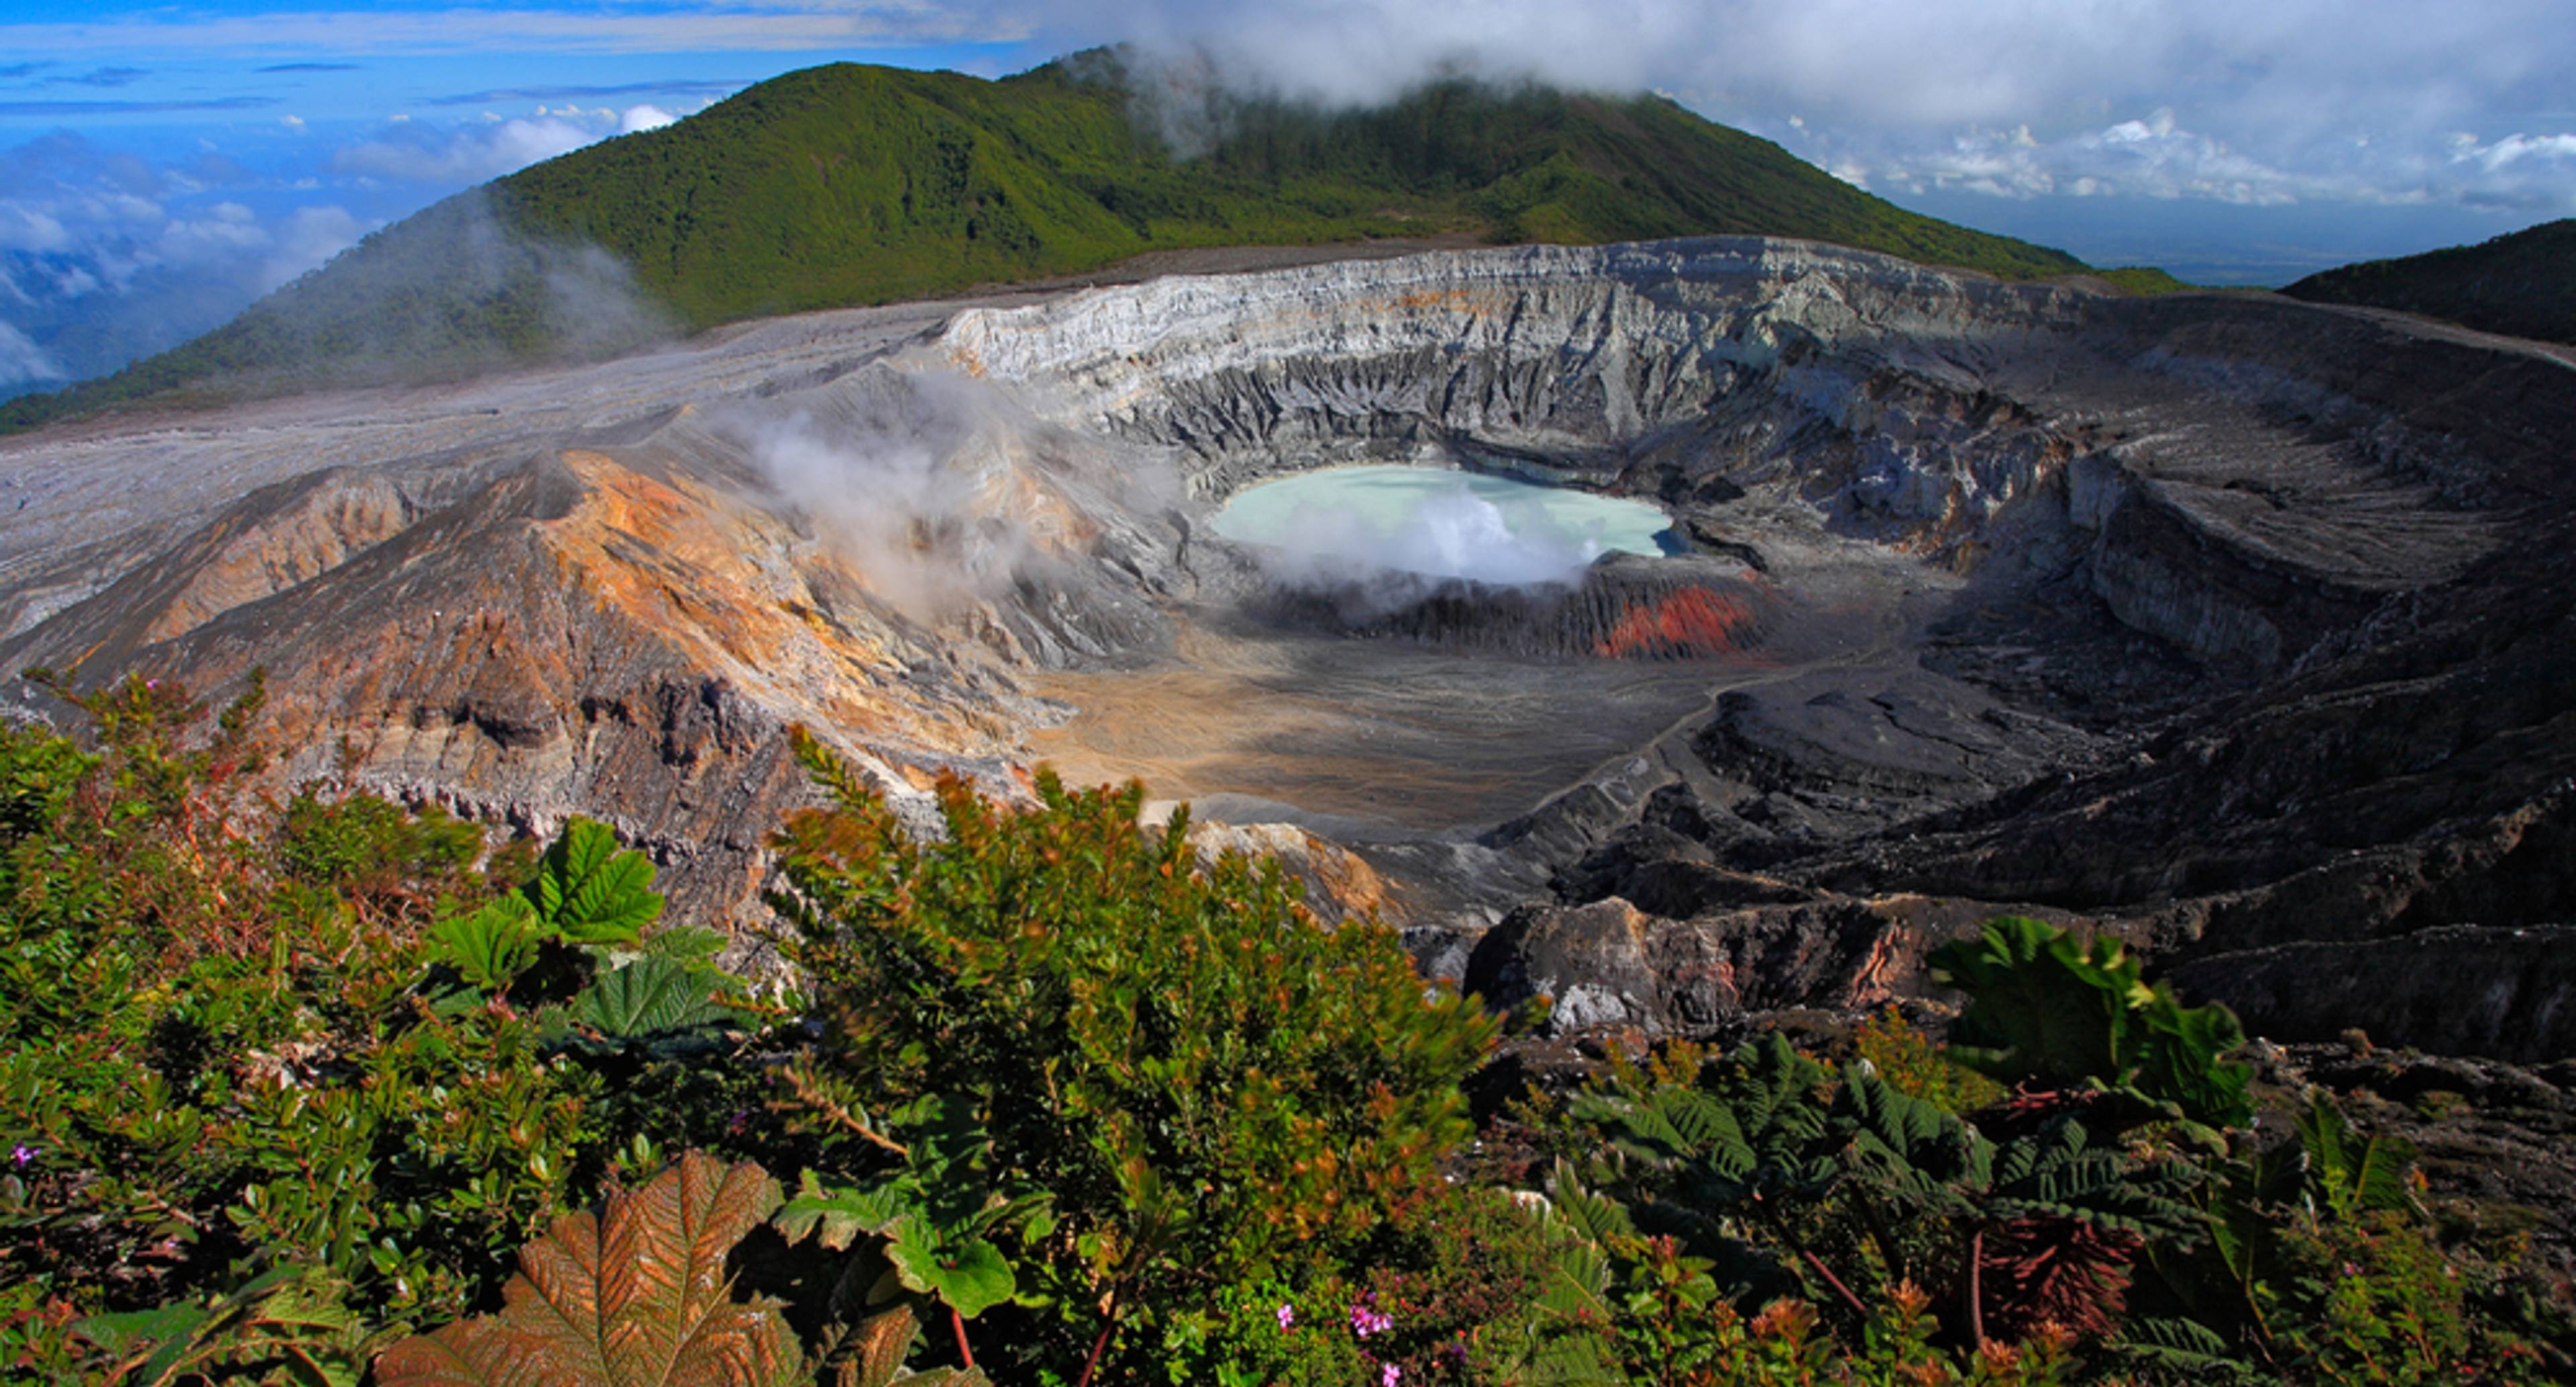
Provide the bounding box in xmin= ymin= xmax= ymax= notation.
xmin=2282 ymin=218 xmax=2576 ymax=347
xmin=3 ymin=54 xmax=2087 ymax=432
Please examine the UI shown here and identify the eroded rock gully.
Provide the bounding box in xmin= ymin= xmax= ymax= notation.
xmin=3 ymin=237 xmax=2571 ymax=1059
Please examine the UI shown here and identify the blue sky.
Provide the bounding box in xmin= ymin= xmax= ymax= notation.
xmin=4 ymin=0 xmax=2571 ymax=398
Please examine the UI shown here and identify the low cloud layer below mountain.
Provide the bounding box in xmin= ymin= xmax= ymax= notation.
xmin=0 ymin=103 xmax=688 ymax=401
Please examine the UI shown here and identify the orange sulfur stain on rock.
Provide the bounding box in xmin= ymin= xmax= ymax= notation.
xmin=1594 ymin=587 xmax=1759 ymax=659
xmin=535 ymin=449 xmax=1004 ymax=751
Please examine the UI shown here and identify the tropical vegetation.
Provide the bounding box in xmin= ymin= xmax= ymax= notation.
xmin=2284 ymin=217 xmax=2576 ymax=347
xmin=3 ymin=669 xmax=2569 ymax=1383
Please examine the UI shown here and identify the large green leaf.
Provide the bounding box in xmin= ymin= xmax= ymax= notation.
xmin=1932 ymin=916 xmax=2253 ymax=1129
xmin=1931 ymin=916 xmax=2127 ymax=1082
xmin=639 ymin=924 xmax=729 ymax=968
xmin=2294 ymin=1092 xmax=2417 ymax=1222
xmin=2113 ymin=1314 xmax=2251 ymax=1372
xmin=1707 ymin=1033 xmax=1832 ymax=1153
xmin=1544 ymin=1158 xmax=1638 ymax=1245
xmin=1984 ymin=1118 xmax=2202 ymax=1239
xmin=883 ymin=1218 xmax=1017 ymax=1320
xmin=775 ymin=1170 xmax=910 ymax=1252
xmin=2131 ymin=987 xmax=2253 ymax=1130
xmin=430 ymin=895 xmax=543 ymax=991
xmin=1575 ymin=1085 xmax=1750 ymax=1177
xmin=773 ymin=1103 xmax=1041 ymax=1327
xmin=74 ymin=1302 xmax=209 ymax=1365
xmin=574 ymin=956 xmax=741 ymax=1040
xmin=532 ymin=818 xmax=663 ymax=946
xmin=1835 ymin=1070 xmax=1977 ymax=1192
xmin=374 ymin=1152 xmax=798 ymax=1387
xmin=773 ymin=1188 xmax=997 ymax=1387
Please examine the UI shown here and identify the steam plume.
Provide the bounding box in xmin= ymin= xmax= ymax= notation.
xmin=1216 ymin=467 xmax=1667 ymax=600
xmin=726 ymin=368 xmax=1185 ymax=630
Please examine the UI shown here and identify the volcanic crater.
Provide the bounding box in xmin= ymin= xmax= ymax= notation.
xmin=5 ymin=237 xmax=2572 ymax=1057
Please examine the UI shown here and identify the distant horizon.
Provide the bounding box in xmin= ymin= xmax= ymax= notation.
xmin=5 ymin=0 xmax=2569 ymax=400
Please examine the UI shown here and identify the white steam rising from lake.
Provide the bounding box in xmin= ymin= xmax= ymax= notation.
xmin=1212 ymin=465 xmax=1670 ymax=586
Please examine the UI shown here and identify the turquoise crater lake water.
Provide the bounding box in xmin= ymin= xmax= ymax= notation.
xmin=1210 ymin=465 xmax=1674 ymax=586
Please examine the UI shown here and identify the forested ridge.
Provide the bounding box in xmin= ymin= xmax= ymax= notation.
xmin=2 ymin=53 xmax=2090 ymax=433
xmin=2284 ymin=218 xmax=2576 ymax=348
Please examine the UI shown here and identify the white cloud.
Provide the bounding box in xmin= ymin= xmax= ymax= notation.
xmin=0 ymin=203 xmax=73 ymax=254
xmin=260 ymin=204 xmax=365 ymax=290
xmin=2461 ymin=132 xmax=2576 ymax=170
xmin=2441 ymin=131 xmax=2576 ymax=211
xmin=1825 ymin=110 xmax=2347 ymax=207
xmin=0 ymin=131 xmax=382 ymax=392
xmin=331 ymin=114 xmax=607 ymax=183
xmin=618 ymin=104 xmax=680 ymax=135
xmin=0 ymin=319 xmax=64 ymax=387
xmin=1035 ymin=0 xmax=2576 ymax=215
xmin=156 ymin=205 xmax=274 ymax=265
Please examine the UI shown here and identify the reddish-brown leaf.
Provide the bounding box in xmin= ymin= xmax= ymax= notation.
xmin=375 ymin=1152 xmax=798 ymax=1387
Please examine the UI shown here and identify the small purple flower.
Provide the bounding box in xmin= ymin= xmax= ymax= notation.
xmin=1381 ymin=1365 xmax=1401 ymax=1387
xmin=1275 ymin=1302 xmax=1295 ymax=1330
xmin=8 ymin=1143 xmax=33 ymax=1167
xmin=1350 ymin=1298 xmax=1393 ymax=1337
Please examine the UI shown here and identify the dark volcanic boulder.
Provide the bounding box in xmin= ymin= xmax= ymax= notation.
xmin=1462 ymin=891 xmax=2017 ymax=1037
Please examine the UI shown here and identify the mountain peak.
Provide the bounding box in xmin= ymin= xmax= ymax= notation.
xmin=3 ymin=56 xmax=2083 ymax=433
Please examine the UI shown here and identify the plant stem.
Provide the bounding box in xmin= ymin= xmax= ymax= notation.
xmin=1758 ymin=1199 xmax=1869 ymax=1321
xmin=1801 ymin=1248 xmax=1870 ymax=1322
xmin=1967 ymin=1227 xmax=1986 ymax=1349
xmin=951 ymin=1306 xmax=975 ymax=1370
xmin=779 ymin=1063 xmax=910 ymax=1157
xmin=1075 ymin=1282 xmax=1123 ymax=1387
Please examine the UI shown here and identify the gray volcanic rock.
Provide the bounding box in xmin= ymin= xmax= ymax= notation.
xmin=3 ymin=235 xmax=2571 ymax=1054
xmin=2167 ymin=925 xmax=2576 ymax=1062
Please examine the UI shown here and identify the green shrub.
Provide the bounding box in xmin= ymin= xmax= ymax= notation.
xmin=767 ymin=733 xmax=1497 ymax=1379
xmin=1572 ymin=1032 xmax=2203 ymax=1355
xmin=2263 ymin=1213 xmax=2552 ymax=1386
xmin=1152 ymin=1182 xmax=1570 ymax=1385
xmin=1851 ymin=1007 xmax=2006 ymax=1117
xmin=1523 ymin=1161 xmax=2083 ymax=1384
xmin=0 ymin=679 xmax=781 ymax=1382
xmin=13 ymin=682 xmax=2573 ymax=1385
